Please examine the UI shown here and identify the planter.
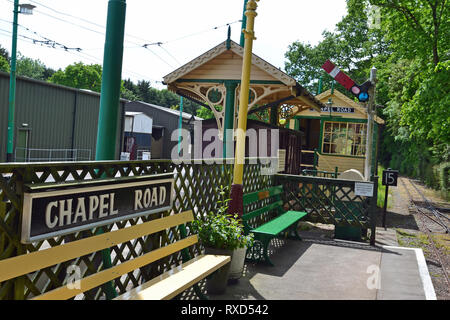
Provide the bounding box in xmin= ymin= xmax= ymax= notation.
xmin=228 ymin=246 xmax=247 ymax=283
xmin=204 ymin=247 xmax=233 ymax=294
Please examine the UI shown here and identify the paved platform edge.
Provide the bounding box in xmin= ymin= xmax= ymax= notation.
xmin=383 ymin=245 xmax=437 ymax=300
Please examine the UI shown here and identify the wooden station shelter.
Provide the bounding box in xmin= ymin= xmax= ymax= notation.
xmin=287 ymin=88 xmax=384 ymax=177
xmin=162 ymin=37 xmax=325 ymax=170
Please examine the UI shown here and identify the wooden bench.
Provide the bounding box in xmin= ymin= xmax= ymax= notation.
xmin=243 ymin=185 xmax=307 ymax=266
xmin=0 ymin=210 xmax=230 ymax=300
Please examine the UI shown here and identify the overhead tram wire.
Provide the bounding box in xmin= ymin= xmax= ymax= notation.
xmin=0 ymin=24 xmax=158 ymax=84
xmin=1 ymin=0 xmax=241 ymax=78
xmin=2 ymin=0 xmax=241 ymax=69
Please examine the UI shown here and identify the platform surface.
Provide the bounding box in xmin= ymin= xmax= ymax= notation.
xmin=209 ymin=229 xmax=435 ymax=300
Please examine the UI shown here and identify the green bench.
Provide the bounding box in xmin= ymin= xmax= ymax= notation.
xmin=242 ymin=185 xmax=307 ymax=266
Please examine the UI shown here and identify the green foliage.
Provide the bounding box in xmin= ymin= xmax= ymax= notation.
xmin=369 ymin=0 xmax=449 ymax=65
xmin=401 ymin=61 xmax=450 ymax=146
xmin=285 ymin=0 xmax=448 ymax=193
xmin=285 ymin=0 xmax=390 ymax=95
xmin=0 ymin=45 xmax=9 ymax=61
xmin=0 ymin=55 xmax=9 ymax=73
xmin=16 ymin=53 xmax=48 ymax=80
xmin=196 ymin=106 xmax=214 ymax=120
xmin=49 ymin=62 xmax=102 ymax=92
xmin=191 ymin=186 xmax=254 ymax=250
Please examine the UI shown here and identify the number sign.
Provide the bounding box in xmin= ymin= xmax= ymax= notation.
xmin=382 ymin=169 xmax=398 ymax=187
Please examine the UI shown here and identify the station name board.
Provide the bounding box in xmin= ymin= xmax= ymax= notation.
xmin=21 ymin=173 xmax=174 ymax=243
xmin=320 ymin=106 xmax=355 ymax=113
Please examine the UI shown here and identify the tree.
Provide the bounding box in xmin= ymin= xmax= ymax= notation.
xmin=0 ymin=45 xmax=9 ymax=61
xmin=285 ymin=0 xmax=390 ymax=96
xmin=16 ymin=53 xmax=47 ymax=80
xmin=49 ymin=62 xmax=102 ymax=92
xmin=0 ymin=55 xmax=9 ymax=72
xmin=370 ymin=0 xmax=449 ymax=66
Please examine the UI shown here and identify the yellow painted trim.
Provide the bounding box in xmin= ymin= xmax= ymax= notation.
xmin=114 ymin=254 xmax=231 ymax=300
xmin=0 ymin=211 xmax=194 ymax=282
xmin=32 ymin=235 xmax=198 ymax=300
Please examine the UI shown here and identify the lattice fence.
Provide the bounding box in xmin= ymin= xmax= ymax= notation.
xmin=276 ymin=174 xmax=378 ymax=240
xmin=0 ymin=159 xmax=273 ymax=300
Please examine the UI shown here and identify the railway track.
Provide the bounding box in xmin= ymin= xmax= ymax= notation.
xmin=399 ymin=177 xmax=449 ymax=288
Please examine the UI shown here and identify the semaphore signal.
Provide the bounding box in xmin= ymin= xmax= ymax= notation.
xmin=321 ymin=60 xmax=372 ymax=102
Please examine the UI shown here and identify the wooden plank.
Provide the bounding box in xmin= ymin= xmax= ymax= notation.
xmin=0 ymin=211 xmax=194 ymax=282
xmin=243 ymin=186 xmax=283 ymax=205
xmin=243 ymin=200 xmax=283 ymax=221
xmin=252 ymin=211 xmax=307 ymax=235
xmin=32 ymin=235 xmax=199 ymax=300
xmin=114 ymin=254 xmax=231 ymax=300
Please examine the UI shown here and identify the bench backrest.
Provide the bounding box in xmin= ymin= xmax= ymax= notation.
xmin=242 ymin=185 xmax=284 ymax=233
xmin=0 ymin=210 xmax=196 ymax=300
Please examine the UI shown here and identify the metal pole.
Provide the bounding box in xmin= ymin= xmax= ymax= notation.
xmin=382 ymin=185 xmax=389 ymax=228
xmin=178 ymin=96 xmax=183 ymax=154
xmin=95 ymin=0 xmax=126 ymax=300
xmin=364 ymin=67 xmax=376 ymax=180
xmin=239 ymin=0 xmax=249 ymax=46
xmin=6 ymin=0 xmax=19 ymax=162
xmin=229 ymin=0 xmax=259 ymax=217
xmin=96 ymin=0 xmax=126 ymax=161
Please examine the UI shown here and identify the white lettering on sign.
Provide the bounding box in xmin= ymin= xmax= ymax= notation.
xmin=45 ymin=193 xmax=119 ymax=229
xmin=320 ymin=106 xmax=355 ymax=113
xmin=354 ymin=182 xmax=374 ymax=197
xmin=134 ymin=186 xmax=167 ymax=211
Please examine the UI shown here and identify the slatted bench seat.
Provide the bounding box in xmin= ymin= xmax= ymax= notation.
xmin=243 ymin=185 xmax=307 ymax=266
xmin=0 ymin=210 xmax=230 ymax=300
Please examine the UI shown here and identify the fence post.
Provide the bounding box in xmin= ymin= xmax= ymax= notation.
xmin=313 ymin=148 xmax=318 ymax=170
xmin=370 ymin=175 xmax=378 ymax=245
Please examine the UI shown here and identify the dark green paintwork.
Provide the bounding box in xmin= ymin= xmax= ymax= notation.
xmin=243 ymin=185 xmax=307 ymax=265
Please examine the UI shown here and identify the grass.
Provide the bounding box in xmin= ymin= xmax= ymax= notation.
xmin=376 ymin=165 xmax=394 ymax=209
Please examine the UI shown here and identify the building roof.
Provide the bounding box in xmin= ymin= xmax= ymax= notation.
xmin=126 ymin=101 xmax=202 ymax=121
xmin=315 ymin=89 xmax=385 ymax=124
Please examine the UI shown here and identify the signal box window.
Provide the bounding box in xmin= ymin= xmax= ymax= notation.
xmin=322 ymin=121 xmax=366 ymax=156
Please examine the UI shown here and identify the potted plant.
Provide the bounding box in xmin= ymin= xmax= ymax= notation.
xmin=191 ymin=186 xmax=253 ymax=294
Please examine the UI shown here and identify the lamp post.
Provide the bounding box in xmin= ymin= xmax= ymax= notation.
xmin=229 ymin=0 xmax=259 ymax=217
xmin=6 ymin=1 xmax=35 ymax=162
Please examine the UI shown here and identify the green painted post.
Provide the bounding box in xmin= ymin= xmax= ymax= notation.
xmin=239 ymin=0 xmax=249 ymax=46
xmin=96 ymin=0 xmax=126 ymax=161
xmin=270 ymin=105 xmax=278 ymax=125
xmin=317 ymin=76 xmax=323 ymax=95
xmin=95 ymin=0 xmax=127 ymax=300
xmin=6 ymin=0 xmax=19 ymax=162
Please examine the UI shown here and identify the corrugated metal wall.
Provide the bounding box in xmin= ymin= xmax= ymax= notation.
xmin=0 ymin=71 xmax=125 ymax=162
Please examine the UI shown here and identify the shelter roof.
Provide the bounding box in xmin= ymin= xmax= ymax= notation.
xmin=163 ymin=39 xmax=325 ymax=112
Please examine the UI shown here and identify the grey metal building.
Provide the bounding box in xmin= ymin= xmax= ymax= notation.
xmin=125 ymin=101 xmax=201 ymax=159
xmin=0 ymin=71 xmax=126 ymax=162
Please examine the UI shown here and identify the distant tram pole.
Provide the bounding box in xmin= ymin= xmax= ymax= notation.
xmin=229 ymin=0 xmax=259 ymax=217
xmin=95 ymin=0 xmax=127 ymax=300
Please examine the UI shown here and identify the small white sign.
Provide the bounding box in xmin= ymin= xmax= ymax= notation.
xmin=354 ymin=182 xmax=374 ymax=197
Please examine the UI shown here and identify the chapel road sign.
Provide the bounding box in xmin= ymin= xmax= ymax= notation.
xmin=21 ymin=173 xmax=174 ymax=243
